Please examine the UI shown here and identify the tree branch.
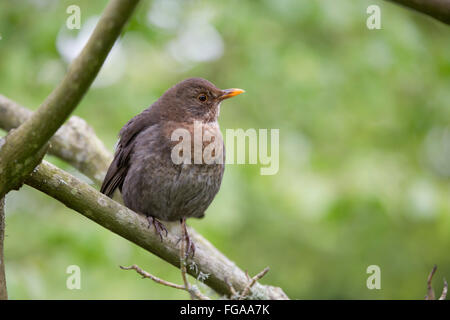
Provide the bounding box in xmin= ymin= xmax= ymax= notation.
xmin=0 ymin=197 xmax=7 ymax=300
xmin=24 ymin=160 xmax=287 ymax=299
xmin=426 ymin=265 xmax=437 ymax=300
xmin=0 ymin=0 xmax=139 ymax=197
xmin=0 ymin=95 xmax=111 ymax=185
xmin=425 ymin=265 xmax=448 ymax=300
xmin=239 ymin=267 xmax=270 ymax=300
xmin=386 ymin=0 xmax=450 ymax=25
xmin=0 ymin=96 xmax=289 ymax=299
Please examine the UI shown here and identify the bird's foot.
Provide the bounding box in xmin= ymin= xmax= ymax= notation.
xmin=175 ymin=235 xmax=195 ymax=258
xmin=183 ymin=232 xmax=196 ymax=259
xmin=177 ymin=218 xmax=196 ymax=259
xmin=147 ymin=216 xmax=168 ymax=241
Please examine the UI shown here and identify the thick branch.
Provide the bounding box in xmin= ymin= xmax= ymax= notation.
xmin=0 ymin=97 xmax=288 ymax=299
xmin=386 ymin=0 xmax=450 ymax=25
xmin=0 ymin=0 xmax=139 ymax=197
xmin=0 ymin=96 xmax=288 ymax=299
xmin=0 ymin=95 xmax=111 ymax=185
xmin=1 ymin=97 xmax=288 ymax=299
xmin=0 ymin=197 xmax=6 ymax=300
xmin=25 ymin=160 xmax=288 ymax=300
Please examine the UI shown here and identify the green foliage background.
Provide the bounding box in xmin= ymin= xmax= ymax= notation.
xmin=1 ymin=0 xmax=450 ymax=299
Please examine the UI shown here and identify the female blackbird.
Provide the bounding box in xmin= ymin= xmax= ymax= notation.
xmin=100 ymin=78 xmax=244 ymax=255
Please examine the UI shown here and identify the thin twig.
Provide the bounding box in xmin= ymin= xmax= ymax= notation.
xmin=180 ymin=222 xmax=194 ymax=299
xmin=120 ymin=264 xmax=210 ymax=300
xmin=225 ymin=277 xmax=238 ymax=298
xmin=120 ymin=265 xmax=185 ymax=290
xmin=439 ymin=278 xmax=448 ymax=300
xmin=239 ymin=267 xmax=270 ymax=300
xmin=189 ymin=284 xmax=211 ymax=300
xmin=178 ymin=219 xmax=210 ymax=300
xmin=426 ymin=265 xmax=437 ymax=300
xmin=425 ymin=265 xmax=447 ymax=300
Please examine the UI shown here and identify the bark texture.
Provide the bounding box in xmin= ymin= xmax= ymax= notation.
xmin=0 ymin=0 xmax=139 ymax=197
xmin=0 ymin=97 xmax=289 ymax=299
xmin=26 ymin=161 xmax=288 ymax=299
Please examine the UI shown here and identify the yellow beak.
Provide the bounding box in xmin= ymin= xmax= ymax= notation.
xmin=220 ymin=88 xmax=245 ymax=100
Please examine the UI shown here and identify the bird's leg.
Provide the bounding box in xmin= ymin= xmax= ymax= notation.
xmin=147 ymin=216 xmax=168 ymax=241
xmin=180 ymin=218 xmax=196 ymax=259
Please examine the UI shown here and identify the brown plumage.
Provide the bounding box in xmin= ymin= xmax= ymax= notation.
xmin=100 ymin=78 xmax=244 ymax=255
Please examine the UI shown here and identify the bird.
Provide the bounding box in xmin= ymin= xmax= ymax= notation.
xmin=100 ymin=78 xmax=244 ymax=256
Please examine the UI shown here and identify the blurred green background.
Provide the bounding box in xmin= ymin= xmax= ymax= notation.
xmin=1 ymin=0 xmax=450 ymax=299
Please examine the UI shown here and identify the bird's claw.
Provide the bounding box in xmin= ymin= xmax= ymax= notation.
xmin=147 ymin=216 xmax=168 ymax=241
xmin=176 ymin=231 xmax=196 ymax=259
xmin=184 ymin=233 xmax=196 ymax=259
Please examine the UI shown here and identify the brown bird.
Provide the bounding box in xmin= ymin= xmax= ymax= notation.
xmin=100 ymin=78 xmax=244 ymax=255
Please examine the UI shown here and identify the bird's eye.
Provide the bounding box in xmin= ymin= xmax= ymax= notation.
xmin=197 ymin=94 xmax=208 ymax=102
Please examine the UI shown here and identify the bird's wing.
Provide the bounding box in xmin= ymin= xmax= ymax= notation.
xmin=100 ymin=108 xmax=157 ymax=197
xmin=99 ymin=142 xmax=132 ymax=197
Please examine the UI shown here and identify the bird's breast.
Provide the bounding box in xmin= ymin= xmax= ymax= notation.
xmin=163 ymin=120 xmax=225 ymax=165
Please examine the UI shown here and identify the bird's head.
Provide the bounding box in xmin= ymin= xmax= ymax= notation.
xmin=158 ymin=78 xmax=245 ymax=123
